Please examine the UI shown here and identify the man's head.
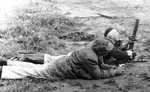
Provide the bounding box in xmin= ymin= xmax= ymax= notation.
xmin=104 ymin=28 xmax=120 ymax=41
xmin=91 ymin=38 xmax=113 ymax=56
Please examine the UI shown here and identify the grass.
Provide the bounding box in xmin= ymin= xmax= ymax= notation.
xmin=0 ymin=0 xmax=86 ymax=58
xmin=0 ymin=1 xmax=95 ymax=91
xmin=0 ymin=1 xmax=83 ymax=91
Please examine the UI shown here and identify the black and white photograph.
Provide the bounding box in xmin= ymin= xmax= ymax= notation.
xmin=0 ymin=0 xmax=150 ymax=92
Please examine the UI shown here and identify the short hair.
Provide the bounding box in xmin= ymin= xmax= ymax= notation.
xmin=104 ymin=27 xmax=113 ymax=37
xmin=91 ymin=38 xmax=110 ymax=55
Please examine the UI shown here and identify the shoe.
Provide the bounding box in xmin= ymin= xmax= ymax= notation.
xmin=0 ymin=57 xmax=7 ymax=65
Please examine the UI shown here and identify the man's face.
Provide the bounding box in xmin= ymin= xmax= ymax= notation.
xmin=101 ymin=42 xmax=113 ymax=56
xmin=107 ymin=29 xmax=120 ymax=41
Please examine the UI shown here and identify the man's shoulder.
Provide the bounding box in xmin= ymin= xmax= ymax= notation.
xmin=75 ymin=47 xmax=98 ymax=60
xmin=76 ymin=47 xmax=93 ymax=54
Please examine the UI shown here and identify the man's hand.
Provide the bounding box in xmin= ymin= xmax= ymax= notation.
xmin=115 ymin=40 xmax=122 ymax=47
xmin=127 ymin=50 xmax=136 ymax=60
xmin=128 ymin=35 xmax=137 ymax=43
xmin=114 ymin=64 xmax=125 ymax=75
xmin=128 ymin=39 xmax=134 ymax=44
xmin=101 ymin=64 xmax=117 ymax=70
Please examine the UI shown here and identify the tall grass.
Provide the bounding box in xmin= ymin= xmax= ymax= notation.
xmin=0 ymin=2 xmax=83 ymax=58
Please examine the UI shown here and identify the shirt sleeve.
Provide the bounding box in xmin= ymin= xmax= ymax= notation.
xmin=120 ymin=41 xmax=129 ymax=51
xmin=82 ymin=59 xmax=116 ymax=79
xmin=110 ymin=48 xmax=130 ymax=61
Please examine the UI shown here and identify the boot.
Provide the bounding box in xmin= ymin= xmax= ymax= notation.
xmin=0 ymin=66 xmax=2 ymax=78
xmin=0 ymin=58 xmax=7 ymax=65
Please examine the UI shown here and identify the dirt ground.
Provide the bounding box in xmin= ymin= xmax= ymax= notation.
xmin=1 ymin=0 xmax=150 ymax=92
xmin=52 ymin=1 xmax=150 ymax=91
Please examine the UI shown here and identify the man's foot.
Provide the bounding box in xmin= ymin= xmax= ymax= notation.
xmin=0 ymin=66 xmax=2 ymax=78
xmin=0 ymin=57 xmax=7 ymax=65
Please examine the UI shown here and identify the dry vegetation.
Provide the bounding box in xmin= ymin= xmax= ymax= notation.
xmin=1 ymin=0 xmax=150 ymax=92
xmin=0 ymin=1 xmax=95 ymax=58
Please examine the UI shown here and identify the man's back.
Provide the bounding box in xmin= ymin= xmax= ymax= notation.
xmin=69 ymin=47 xmax=98 ymax=79
xmin=49 ymin=47 xmax=98 ymax=79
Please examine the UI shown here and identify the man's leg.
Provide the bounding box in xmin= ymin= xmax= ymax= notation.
xmin=0 ymin=58 xmax=7 ymax=66
xmin=7 ymin=60 xmax=42 ymax=68
xmin=0 ymin=58 xmax=58 ymax=79
xmin=44 ymin=54 xmax=69 ymax=63
xmin=11 ymin=51 xmax=73 ymax=64
xmin=0 ymin=57 xmax=42 ymax=68
xmin=0 ymin=59 xmax=44 ymax=79
xmin=0 ymin=63 xmax=52 ymax=79
xmin=12 ymin=53 xmax=70 ymax=64
xmin=44 ymin=52 xmax=73 ymax=63
xmin=0 ymin=66 xmax=2 ymax=78
xmin=17 ymin=53 xmax=45 ymax=64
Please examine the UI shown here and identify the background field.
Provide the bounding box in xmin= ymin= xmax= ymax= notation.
xmin=1 ymin=0 xmax=150 ymax=92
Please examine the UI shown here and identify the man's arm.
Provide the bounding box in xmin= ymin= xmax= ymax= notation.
xmin=119 ymin=41 xmax=129 ymax=51
xmin=110 ymin=49 xmax=130 ymax=61
xmin=82 ymin=59 xmax=122 ymax=79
